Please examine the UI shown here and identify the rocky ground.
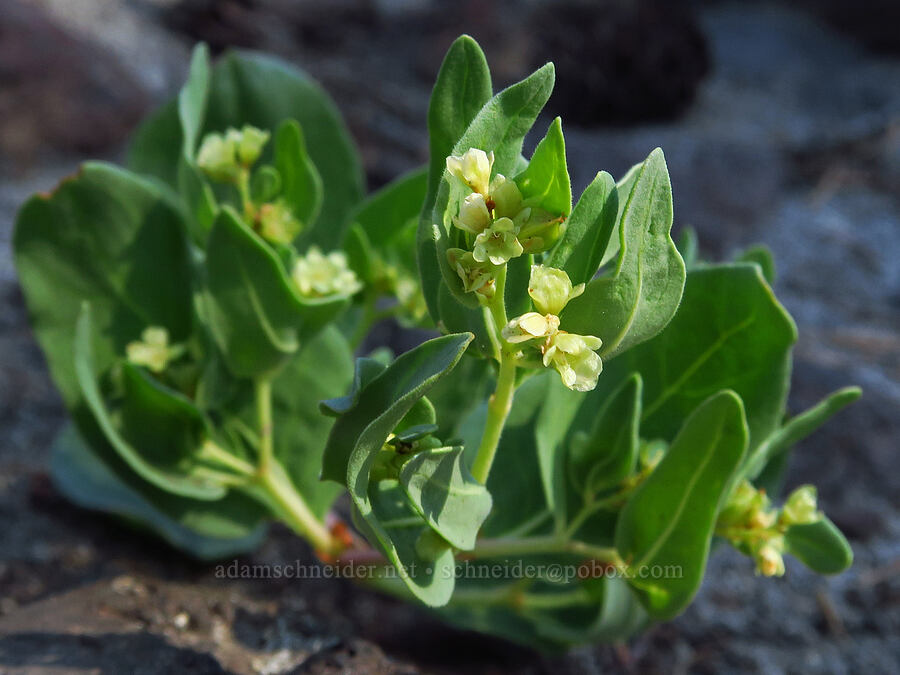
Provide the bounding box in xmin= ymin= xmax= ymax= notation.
xmin=0 ymin=1 xmax=898 ymax=673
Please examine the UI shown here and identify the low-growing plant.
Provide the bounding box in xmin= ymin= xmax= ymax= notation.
xmin=14 ymin=38 xmax=860 ymax=649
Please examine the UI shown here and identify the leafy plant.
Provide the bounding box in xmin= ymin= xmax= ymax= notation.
xmin=14 ymin=38 xmax=859 ymax=650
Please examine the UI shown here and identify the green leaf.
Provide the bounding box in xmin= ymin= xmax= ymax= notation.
xmin=274 ymin=119 xmax=323 ymax=231
xmin=562 ymin=148 xmax=685 ymax=358
xmin=323 ymin=334 xmax=472 ymax=604
xmin=422 ymin=35 xmax=493 ymax=228
xmin=360 ymin=480 xmax=456 ymax=606
xmin=535 ymin=376 xmax=583 ymax=526
xmin=615 ymin=390 xmax=748 ymax=619
xmin=14 ymin=162 xmax=194 ymax=412
xmin=202 ymin=208 xmax=348 ymax=378
xmin=784 ymin=517 xmax=853 ymax=574
xmin=569 ymin=373 xmax=642 ymax=497
xmin=737 ymin=244 xmax=776 ymax=284
xmin=176 ymin=158 xmax=218 ymax=243
xmin=743 ymin=386 xmax=862 ymax=481
xmin=75 ymin=305 xmax=225 ymax=500
xmin=251 ymin=166 xmax=282 ymax=203
xmin=321 ymin=333 xmax=473 ymax=484
xmin=319 ymin=357 xmax=388 ymax=417
xmin=514 ymin=117 xmax=571 ymax=216
xmin=399 ymin=446 xmax=492 ymax=550
xmin=178 ymin=43 xmax=211 ymax=160
xmin=598 ymin=263 xmax=797 ymax=456
xmin=51 ymin=424 xmax=268 ymax=560
xmin=596 ymin=159 xmax=643 ymax=270
xmin=544 ymin=171 xmax=618 ymax=285
xmin=128 ymin=49 xmax=364 ymax=249
xmin=356 ymin=167 xmax=427 ymax=247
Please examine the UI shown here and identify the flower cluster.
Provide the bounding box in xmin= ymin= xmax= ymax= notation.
xmin=291 ymin=247 xmax=362 ymax=298
xmin=444 ymin=149 xmax=563 ymax=298
xmin=718 ymin=481 xmax=822 ymax=577
xmin=503 ymin=265 xmax=603 ymax=392
xmin=126 ymin=326 xmax=184 ymax=373
xmin=196 ymin=125 xmax=270 ymax=182
xmin=196 ymin=126 xmax=303 ymax=246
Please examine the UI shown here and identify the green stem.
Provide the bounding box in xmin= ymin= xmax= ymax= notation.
xmin=236 ymin=168 xmax=254 ymax=221
xmin=468 ymin=535 xmax=621 ymax=564
xmin=471 ymin=265 xmax=516 ymax=484
xmin=199 ymin=440 xmax=255 ymax=476
xmin=255 ymin=377 xmax=274 ymax=475
xmin=252 ymin=375 xmax=338 ymax=554
xmin=259 ymin=460 xmax=338 ymax=554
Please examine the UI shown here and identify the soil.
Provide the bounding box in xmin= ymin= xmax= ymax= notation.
xmin=0 ymin=1 xmax=897 ymax=673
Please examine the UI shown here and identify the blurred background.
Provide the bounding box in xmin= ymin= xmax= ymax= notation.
xmin=0 ymin=0 xmax=897 ymax=672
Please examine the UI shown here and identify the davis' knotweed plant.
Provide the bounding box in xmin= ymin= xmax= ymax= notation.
xmin=14 ymin=38 xmax=860 ymax=649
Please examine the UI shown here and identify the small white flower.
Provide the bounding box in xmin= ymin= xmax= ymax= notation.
xmin=502 ymin=312 xmax=560 ymax=343
xmin=292 ymin=247 xmax=362 ymax=298
xmin=126 ymin=327 xmax=178 ymax=373
xmin=452 ymin=192 xmax=492 ymax=234
xmin=446 ymin=148 xmax=494 ymax=195
xmin=542 ymin=332 xmax=603 ymax=392
xmin=473 ymin=217 xmax=523 ymax=265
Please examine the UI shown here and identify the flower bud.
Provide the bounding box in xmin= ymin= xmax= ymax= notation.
xmin=501 ymin=312 xmax=560 ymax=343
xmin=292 ymin=247 xmax=362 ymax=298
xmin=518 ymin=209 xmax=565 ymax=254
xmin=447 ymin=248 xmax=495 ymax=298
xmin=446 ymin=148 xmax=494 ymax=195
xmin=452 ymin=192 xmax=492 ymax=234
xmin=528 ymin=265 xmax=585 ymax=316
xmin=231 ymin=125 xmax=269 ymax=166
xmin=754 ymin=538 xmax=786 ymax=577
xmin=196 ymin=132 xmax=240 ymax=183
xmin=489 ymin=174 xmax=523 ymax=219
xmin=781 ymin=485 xmax=820 ymax=526
xmin=473 ymin=217 xmax=523 ymax=265
xmin=257 ymin=201 xmax=302 ymax=244
xmin=542 ymin=331 xmax=603 ymax=392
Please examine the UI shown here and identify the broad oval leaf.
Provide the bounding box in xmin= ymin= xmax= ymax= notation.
xmin=399 ymin=446 xmax=492 ymax=550
xmin=597 ymin=263 xmax=798 ymax=456
xmin=75 ymin=305 xmax=225 ymax=500
xmin=14 ymin=162 xmax=194 ymax=411
xmin=128 ymin=49 xmax=364 ymax=249
xmin=421 ymin=35 xmax=493 ymax=234
xmin=562 ymin=148 xmax=685 ymax=359
xmin=51 ymin=424 xmax=268 ymax=560
xmin=544 ymin=170 xmax=618 ymax=286
xmin=784 ymin=517 xmax=853 ymax=575
xmin=358 ymin=480 xmax=456 ymax=606
xmin=615 ymin=390 xmax=748 ymax=619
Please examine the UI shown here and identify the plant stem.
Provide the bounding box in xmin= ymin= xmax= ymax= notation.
xmin=254 ymin=377 xmax=274 ymax=475
xmin=251 ymin=375 xmax=339 ymax=554
xmin=259 ymin=459 xmax=338 ymax=554
xmin=467 ymin=535 xmax=621 ymax=564
xmin=471 ymin=264 xmax=516 ymax=484
xmin=237 ymin=168 xmax=254 ymax=221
